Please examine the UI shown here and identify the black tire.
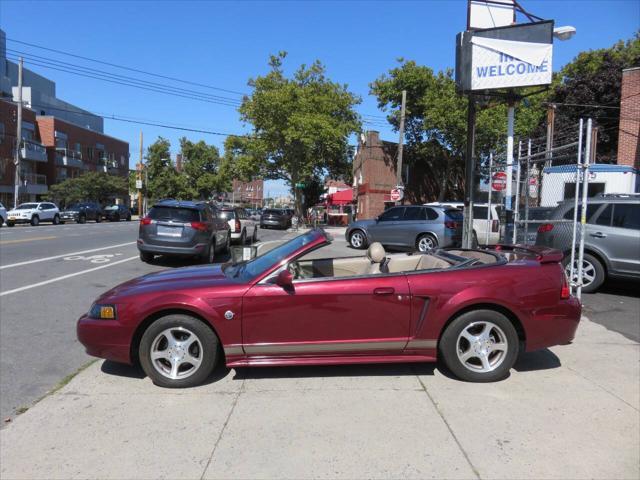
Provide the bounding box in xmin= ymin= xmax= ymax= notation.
xmin=224 ymin=231 xmax=231 ymax=253
xmin=78 ymin=214 xmax=86 ymax=224
xmin=31 ymin=215 xmax=39 ymax=226
xmin=60 ymin=221 xmax=66 ymax=225
xmin=240 ymin=229 xmax=247 ymax=245
xmin=139 ymin=251 xmax=154 ymax=263
xmin=563 ymin=253 xmax=605 ymax=294
xmin=416 ymin=233 xmax=438 ymax=252
xmin=252 ymin=227 xmax=258 ymax=243
xmin=202 ymin=240 xmax=216 ymax=264
xmin=349 ymin=229 xmax=368 ymax=249
xmin=113 ymin=214 xmax=120 ymax=222
xmin=96 ymin=215 xmax=102 ymax=223
xmin=7 ymin=222 xmax=15 ymax=227
xmin=439 ymin=310 xmax=519 ymax=383
xmin=126 ymin=214 xmax=132 ymax=221
xmin=138 ymin=314 xmax=219 ymax=388
xmin=52 ymin=214 xmax=60 ymax=225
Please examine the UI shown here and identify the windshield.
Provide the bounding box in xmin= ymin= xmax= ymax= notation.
xmin=66 ymin=204 xmax=82 ymax=210
xmin=148 ymin=206 xmax=199 ymax=222
xmin=218 ymin=210 xmax=235 ymax=219
xmin=445 ymin=208 xmax=464 ymax=220
xmin=224 ymin=231 xmax=321 ymax=281
xmin=15 ymin=203 xmax=38 ymax=210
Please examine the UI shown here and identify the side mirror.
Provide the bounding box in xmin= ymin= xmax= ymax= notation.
xmin=275 ymin=270 xmax=293 ymax=289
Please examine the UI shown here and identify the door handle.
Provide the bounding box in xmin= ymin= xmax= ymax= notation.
xmin=374 ymin=287 xmax=395 ymax=295
xmin=590 ymin=232 xmax=607 ymax=238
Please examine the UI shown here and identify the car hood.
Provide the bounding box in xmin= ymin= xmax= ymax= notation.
xmin=349 ymin=219 xmax=376 ymax=229
xmin=7 ymin=209 xmax=35 ymax=214
xmin=100 ymin=264 xmax=240 ymax=300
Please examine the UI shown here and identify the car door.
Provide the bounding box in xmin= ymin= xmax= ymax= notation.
xmin=367 ymin=207 xmax=405 ymax=246
xmin=394 ymin=206 xmax=425 ymax=248
xmin=242 ymin=272 xmax=412 ymax=356
xmin=591 ymin=203 xmax=640 ymax=275
xmin=41 ymin=203 xmax=54 ymax=220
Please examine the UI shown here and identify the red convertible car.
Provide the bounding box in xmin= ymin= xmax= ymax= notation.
xmin=78 ymin=229 xmax=581 ymax=387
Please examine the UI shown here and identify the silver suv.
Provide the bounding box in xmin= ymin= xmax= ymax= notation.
xmin=535 ymin=194 xmax=640 ymax=292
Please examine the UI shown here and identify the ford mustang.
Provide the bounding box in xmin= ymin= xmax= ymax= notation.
xmin=77 ymin=229 xmax=581 ymax=387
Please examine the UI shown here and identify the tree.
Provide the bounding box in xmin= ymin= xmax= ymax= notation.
xmin=45 ymin=172 xmax=128 ymax=207
xmin=544 ymin=35 xmax=640 ymax=163
xmin=235 ymin=52 xmax=361 ymax=213
xmin=144 ymin=137 xmax=182 ymax=202
xmin=370 ymin=61 xmax=545 ymax=201
xmin=179 ymin=138 xmax=230 ymax=199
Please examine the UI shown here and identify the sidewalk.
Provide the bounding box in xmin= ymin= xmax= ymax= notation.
xmin=1 ymin=318 xmax=638 ymax=480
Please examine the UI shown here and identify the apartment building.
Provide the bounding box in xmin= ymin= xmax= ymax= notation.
xmin=229 ymin=178 xmax=264 ymax=205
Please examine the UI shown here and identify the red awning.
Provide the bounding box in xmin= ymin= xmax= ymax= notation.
xmin=326 ymin=189 xmax=353 ymax=205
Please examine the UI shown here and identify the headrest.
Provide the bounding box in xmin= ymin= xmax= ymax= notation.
xmin=366 ymin=242 xmax=386 ymax=263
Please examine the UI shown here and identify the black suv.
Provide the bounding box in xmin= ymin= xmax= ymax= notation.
xmin=103 ymin=205 xmax=132 ymax=222
xmin=138 ymin=200 xmax=231 ymax=263
xmin=60 ymin=202 xmax=103 ymax=224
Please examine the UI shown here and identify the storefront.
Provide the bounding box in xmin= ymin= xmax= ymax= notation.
xmin=325 ymin=189 xmax=354 ymax=226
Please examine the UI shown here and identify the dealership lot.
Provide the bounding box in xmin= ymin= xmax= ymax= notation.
xmin=0 ymin=221 xmax=638 ymax=479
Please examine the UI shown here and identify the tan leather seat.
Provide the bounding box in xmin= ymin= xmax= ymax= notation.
xmin=365 ymin=242 xmax=388 ymax=274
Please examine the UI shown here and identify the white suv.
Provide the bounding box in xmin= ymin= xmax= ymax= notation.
xmin=218 ymin=207 xmax=258 ymax=244
xmin=6 ymin=202 xmax=60 ymax=227
xmin=425 ymin=202 xmax=502 ymax=245
xmin=0 ymin=202 xmax=7 ymax=227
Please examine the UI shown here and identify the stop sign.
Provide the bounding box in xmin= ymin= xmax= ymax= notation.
xmin=491 ymin=172 xmax=507 ymax=191
xmin=390 ymin=188 xmax=403 ymax=202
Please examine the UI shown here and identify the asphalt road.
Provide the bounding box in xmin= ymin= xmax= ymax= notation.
xmin=582 ymin=279 xmax=640 ymax=343
xmin=0 ymin=220 xmax=286 ymax=422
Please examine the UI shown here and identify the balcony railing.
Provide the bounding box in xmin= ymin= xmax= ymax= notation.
xmin=21 ymin=172 xmax=47 ymax=185
xmin=98 ymin=157 xmax=119 ymax=173
xmin=55 ymin=148 xmax=85 ymax=169
xmin=21 ymin=139 xmax=48 ymax=163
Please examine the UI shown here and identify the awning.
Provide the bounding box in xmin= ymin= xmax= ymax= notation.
xmin=326 ymin=189 xmax=353 ymax=205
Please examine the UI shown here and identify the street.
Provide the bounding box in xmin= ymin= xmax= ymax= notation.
xmin=0 ymin=220 xmax=288 ymax=422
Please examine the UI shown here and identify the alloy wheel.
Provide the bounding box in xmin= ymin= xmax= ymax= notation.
xmin=456 ymin=321 xmax=508 ymax=373
xmin=565 ymin=259 xmax=596 ymax=289
xmin=418 ymin=236 xmax=435 ymax=252
xmin=350 ymin=231 xmax=364 ymax=248
xmin=150 ymin=327 xmax=203 ymax=380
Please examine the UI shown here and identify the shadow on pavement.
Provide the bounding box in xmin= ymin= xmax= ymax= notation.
xmin=513 ymin=348 xmax=561 ymax=372
xmin=596 ymin=278 xmax=640 ymax=298
xmin=100 ymin=360 xmax=234 ymax=386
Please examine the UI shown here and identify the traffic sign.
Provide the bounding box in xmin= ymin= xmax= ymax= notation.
xmin=390 ymin=188 xmax=404 ymax=202
xmin=491 ymin=172 xmax=507 ymax=192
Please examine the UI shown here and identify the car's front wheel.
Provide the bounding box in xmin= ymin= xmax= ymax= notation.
xmin=439 ymin=310 xmax=519 ymax=382
xmin=96 ymin=215 xmax=102 ymax=223
xmin=78 ymin=214 xmax=86 ymax=224
xmin=416 ymin=233 xmax=437 ymax=252
xmin=349 ymin=230 xmax=367 ymax=249
xmin=563 ymin=253 xmax=605 ymax=293
xmin=138 ymin=314 xmax=219 ymax=388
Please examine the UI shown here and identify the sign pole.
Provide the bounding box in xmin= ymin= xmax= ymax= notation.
xmin=505 ymin=102 xmax=515 ymax=210
xmin=396 ymin=90 xmax=407 ymax=206
xmin=485 ymin=152 xmax=493 ymax=245
xmin=463 ymin=95 xmax=476 ymax=249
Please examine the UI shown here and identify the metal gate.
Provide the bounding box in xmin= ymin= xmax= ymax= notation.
xmin=481 ymin=119 xmax=595 ymax=299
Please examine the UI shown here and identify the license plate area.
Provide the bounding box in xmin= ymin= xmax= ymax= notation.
xmin=157 ymin=225 xmax=183 ymax=237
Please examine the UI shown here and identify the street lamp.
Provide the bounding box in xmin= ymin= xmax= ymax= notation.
xmin=554 ymin=26 xmax=577 ymax=41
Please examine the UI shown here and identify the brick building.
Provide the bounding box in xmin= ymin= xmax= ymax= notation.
xmin=0 ymin=99 xmax=129 ymax=206
xmin=229 ymin=178 xmax=264 ymax=206
xmin=617 ymin=67 xmax=640 ymax=169
xmin=352 ymin=131 xmax=399 ymax=219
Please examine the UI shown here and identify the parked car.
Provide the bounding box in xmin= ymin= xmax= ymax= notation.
xmin=218 ymin=207 xmax=258 ymax=244
xmin=346 ymin=205 xmax=463 ymax=252
xmin=260 ymin=208 xmax=291 ymax=229
xmin=137 ymin=200 xmax=230 ymax=263
xmin=103 ymin=205 xmax=131 ymax=222
xmin=0 ymin=202 xmax=6 ymax=227
xmin=425 ymin=202 xmax=503 ymax=245
xmin=78 ymin=228 xmax=580 ymax=388
xmin=6 ymin=202 xmax=60 ymax=226
xmin=246 ymin=208 xmax=261 ymax=221
xmin=60 ymin=202 xmax=103 ymax=224
xmin=504 ymin=207 xmax=555 ymax=244
xmin=535 ymin=193 xmax=640 ymax=293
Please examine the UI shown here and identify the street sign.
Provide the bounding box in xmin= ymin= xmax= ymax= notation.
xmin=136 ymin=180 xmax=143 ymax=189
xmin=295 ymin=183 xmax=305 ymax=188
xmin=491 ymin=172 xmax=507 ymax=191
xmin=390 ymin=187 xmax=404 ymax=202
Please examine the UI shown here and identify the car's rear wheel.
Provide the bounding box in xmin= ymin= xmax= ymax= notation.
xmin=139 ymin=314 xmax=219 ymax=388
xmin=563 ymin=253 xmax=605 ymax=293
xmin=240 ymin=229 xmax=247 ymax=245
xmin=139 ymin=251 xmax=154 ymax=263
xmin=439 ymin=310 xmax=518 ymax=382
xmin=96 ymin=215 xmax=102 ymax=223
xmin=416 ymin=233 xmax=437 ymax=252
xmin=31 ymin=215 xmax=39 ymax=226
xmin=113 ymin=214 xmax=120 ymax=222
xmin=349 ymin=230 xmax=367 ymax=249
xmin=252 ymin=227 xmax=258 ymax=243
xmin=202 ymin=240 xmax=216 ymax=264
xmin=78 ymin=214 xmax=86 ymax=224
xmin=7 ymin=221 xmax=15 ymax=227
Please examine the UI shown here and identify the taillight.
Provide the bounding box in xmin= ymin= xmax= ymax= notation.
xmin=445 ymin=221 xmax=458 ymax=229
xmin=561 ymin=272 xmax=570 ymax=299
xmin=491 ymin=219 xmax=499 ymax=232
xmin=538 ymin=223 xmax=554 ymax=233
xmin=140 ymin=216 xmax=152 ymax=226
xmin=190 ymin=221 xmax=208 ymax=232
xmin=235 ymin=219 xmax=241 ymax=232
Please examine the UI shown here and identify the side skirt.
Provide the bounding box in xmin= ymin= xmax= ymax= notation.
xmin=226 ymin=354 xmax=437 ymax=368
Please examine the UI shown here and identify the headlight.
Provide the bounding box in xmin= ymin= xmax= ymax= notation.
xmin=89 ymin=303 xmax=117 ymax=320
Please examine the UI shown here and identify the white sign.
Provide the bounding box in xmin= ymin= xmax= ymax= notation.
xmin=470 ymin=37 xmax=552 ymax=90
xmin=136 ymin=180 xmax=143 ymax=189
xmin=469 ymin=0 xmax=514 ymax=29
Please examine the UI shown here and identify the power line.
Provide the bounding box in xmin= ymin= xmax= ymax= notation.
xmin=548 ymin=102 xmax=621 ymax=110
xmin=6 ymin=37 xmax=247 ymax=96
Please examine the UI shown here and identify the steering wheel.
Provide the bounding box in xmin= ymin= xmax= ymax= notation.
xmin=287 ymin=262 xmax=302 ymax=279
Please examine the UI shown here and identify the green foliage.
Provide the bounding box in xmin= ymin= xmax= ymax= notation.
xmin=145 ymin=137 xmax=181 ymax=201
xmin=234 ymin=52 xmax=361 ymax=212
xmin=45 ymin=172 xmax=128 ymax=207
xmin=180 ymin=137 xmax=230 ymax=199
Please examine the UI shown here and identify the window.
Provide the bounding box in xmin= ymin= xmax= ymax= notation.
xmin=148 ymin=207 xmax=200 ymax=222
xmin=403 ymin=207 xmax=423 ymax=221
xmin=563 ymin=204 xmax=600 ymax=222
xmin=564 ymin=182 xmax=606 ymax=200
xmin=595 ymin=205 xmax=612 ymax=226
xmin=0 ymin=122 xmax=4 ymax=144
xmin=612 ymin=204 xmax=640 ymax=230
xmin=473 ymin=206 xmax=489 ymax=219
xmin=75 ymin=143 xmax=81 ymax=153
xmin=87 ymin=147 xmax=94 ymax=161
xmin=425 ymin=208 xmax=440 ymax=220
xmin=379 ymin=207 xmax=404 ymax=221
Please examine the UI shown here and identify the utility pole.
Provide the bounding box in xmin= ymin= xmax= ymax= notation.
xmin=590 ymin=125 xmax=598 ymax=163
xmin=396 ymin=90 xmax=407 ymax=206
xmin=462 ymin=95 xmax=476 ymax=248
xmin=137 ymin=131 xmax=143 ymax=217
xmin=545 ymin=103 xmax=555 ymax=166
xmin=13 ymin=57 xmax=23 ymax=209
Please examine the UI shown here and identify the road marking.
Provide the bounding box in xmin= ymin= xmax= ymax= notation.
xmin=0 ymin=255 xmax=139 ymax=297
xmin=0 ymin=241 xmax=136 ymax=270
xmin=64 ymin=253 xmax=123 ymax=263
xmin=0 ymin=236 xmax=57 ymax=245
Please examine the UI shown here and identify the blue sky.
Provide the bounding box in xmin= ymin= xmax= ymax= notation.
xmin=1 ymin=0 xmax=638 ymax=197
